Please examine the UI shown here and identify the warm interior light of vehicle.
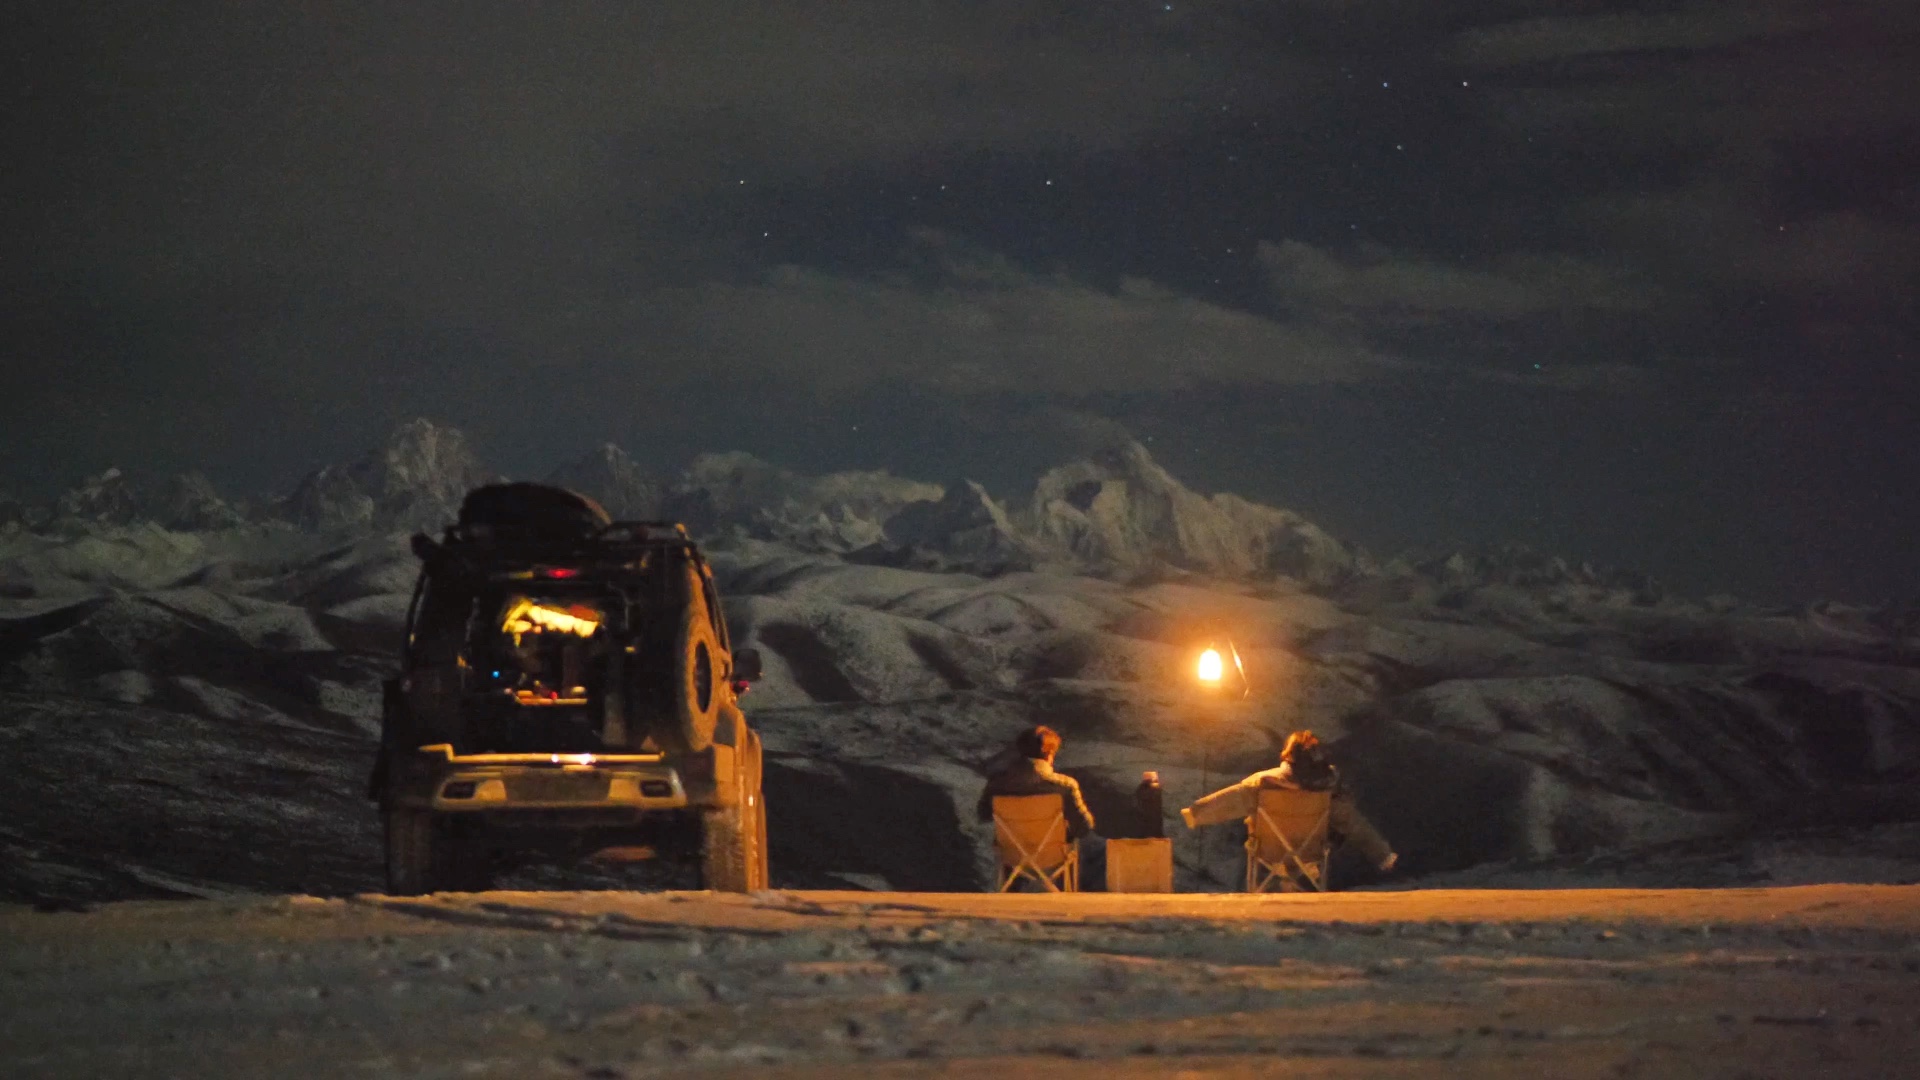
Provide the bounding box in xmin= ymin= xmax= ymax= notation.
xmin=501 ymin=598 xmax=601 ymax=638
xmin=1197 ymin=647 xmax=1223 ymax=684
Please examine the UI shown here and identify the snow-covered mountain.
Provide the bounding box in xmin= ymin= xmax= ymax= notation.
xmin=30 ymin=468 xmax=251 ymax=533
xmin=281 ymin=418 xmax=496 ymax=532
xmin=861 ymin=479 xmax=1032 ymax=574
xmin=545 ymin=443 xmax=665 ymax=520
xmin=1023 ymin=440 xmax=1355 ymax=584
xmin=3 ymin=418 xmax=1917 ymax=904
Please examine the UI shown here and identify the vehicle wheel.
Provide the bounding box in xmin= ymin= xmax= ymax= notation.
xmin=385 ymin=808 xmax=440 ymax=896
xmin=700 ymin=803 xmax=750 ymax=892
xmin=747 ymin=730 xmax=769 ymax=890
xmin=659 ymin=568 xmax=723 ymax=754
xmin=700 ymin=740 xmax=756 ymax=893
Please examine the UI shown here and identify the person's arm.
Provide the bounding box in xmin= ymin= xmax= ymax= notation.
xmin=1061 ymin=778 xmax=1096 ymax=839
xmin=976 ymin=783 xmax=995 ymax=823
xmin=1182 ymin=777 xmax=1259 ymax=828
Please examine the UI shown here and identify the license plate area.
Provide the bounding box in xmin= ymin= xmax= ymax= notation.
xmin=505 ymin=772 xmax=612 ymax=803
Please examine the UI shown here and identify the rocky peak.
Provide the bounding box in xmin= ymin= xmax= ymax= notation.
xmin=545 ymin=443 xmax=663 ymax=519
xmin=149 ymin=472 xmax=248 ymax=531
xmin=866 ymin=479 xmax=1033 ymax=573
xmin=1023 ymin=439 xmax=1352 ymax=584
xmin=34 ymin=468 xmax=249 ymax=533
xmin=1419 ymin=545 xmax=1662 ymax=600
xmin=282 ymin=418 xmax=494 ymax=532
xmin=662 ymin=452 xmax=791 ymax=536
xmin=380 ymin=419 xmax=484 ymax=499
xmin=886 ymin=480 xmax=1016 ymax=544
xmin=52 ymin=467 xmax=144 ymax=526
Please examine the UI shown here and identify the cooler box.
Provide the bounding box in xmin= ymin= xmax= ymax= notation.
xmin=1105 ymin=837 xmax=1173 ymax=893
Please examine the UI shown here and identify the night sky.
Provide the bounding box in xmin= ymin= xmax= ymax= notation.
xmin=7 ymin=2 xmax=1917 ymax=602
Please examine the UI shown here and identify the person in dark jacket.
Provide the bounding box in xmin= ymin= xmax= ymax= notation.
xmin=975 ymin=724 xmax=1097 ymax=838
xmin=1180 ymin=730 xmax=1397 ymax=871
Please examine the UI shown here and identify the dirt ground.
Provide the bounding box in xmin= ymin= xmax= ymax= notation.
xmin=5 ymin=886 xmax=1918 ymax=1079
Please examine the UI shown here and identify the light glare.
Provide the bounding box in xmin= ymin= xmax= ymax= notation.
xmin=1197 ymin=647 xmax=1223 ymax=684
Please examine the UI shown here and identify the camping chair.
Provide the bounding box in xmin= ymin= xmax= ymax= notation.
xmin=992 ymin=794 xmax=1079 ymax=892
xmin=1246 ymin=786 xmax=1332 ymax=893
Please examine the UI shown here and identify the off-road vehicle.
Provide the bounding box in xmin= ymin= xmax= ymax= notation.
xmin=370 ymin=483 xmax=767 ymax=894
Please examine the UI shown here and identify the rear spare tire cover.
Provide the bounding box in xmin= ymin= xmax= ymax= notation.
xmin=662 ymin=575 xmax=723 ymax=753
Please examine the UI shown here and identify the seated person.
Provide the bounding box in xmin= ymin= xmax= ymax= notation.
xmin=977 ymin=725 xmax=1107 ymax=890
xmin=976 ymin=724 xmax=1096 ymax=838
xmin=1180 ymin=730 xmax=1398 ymax=872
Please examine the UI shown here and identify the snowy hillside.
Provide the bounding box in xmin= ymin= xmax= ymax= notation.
xmin=3 ymin=420 xmax=1918 ymax=904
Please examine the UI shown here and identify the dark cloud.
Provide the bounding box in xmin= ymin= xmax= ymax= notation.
xmin=1258 ymin=239 xmax=1656 ymax=323
xmin=9 ymin=2 xmax=1264 ymax=285
xmin=1430 ymin=0 xmax=1920 ymax=398
xmin=642 ymin=235 xmax=1403 ymax=396
xmin=1445 ymin=6 xmax=1816 ymax=68
xmin=5 ymin=4 xmax=1267 ymax=367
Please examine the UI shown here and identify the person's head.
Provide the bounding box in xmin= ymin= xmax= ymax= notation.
xmin=1016 ymin=724 xmax=1063 ymax=762
xmin=1279 ymin=730 xmax=1321 ymax=765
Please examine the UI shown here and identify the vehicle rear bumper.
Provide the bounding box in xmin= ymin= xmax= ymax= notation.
xmin=395 ymin=744 xmax=690 ymax=813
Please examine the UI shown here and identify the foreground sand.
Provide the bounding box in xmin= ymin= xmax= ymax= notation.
xmin=6 ymin=886 xmax=1918 ymax=1078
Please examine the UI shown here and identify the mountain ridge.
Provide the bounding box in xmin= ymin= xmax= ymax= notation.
xmin=12 ymin=417 xmax=1705 ymax=605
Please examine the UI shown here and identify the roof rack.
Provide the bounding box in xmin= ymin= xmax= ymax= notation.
xmin=600 ymin=521 xmax=692 ymax=543
xmin=441 ymin=520 xmax=697 ymax=553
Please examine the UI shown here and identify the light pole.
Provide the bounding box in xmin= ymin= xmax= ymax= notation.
xmin=1196 ymin=645 xmax=1224 ymax=795
xmin=1193 ymin=636 xmax=1248 ymax=887
xmin=1193 ymin=636 xmax=1249 ymax=792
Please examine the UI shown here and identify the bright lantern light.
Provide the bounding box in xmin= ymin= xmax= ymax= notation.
xmin=501 ymin=598 xmax=601 ymax=640
xmin=1197 ymin=647 xmax=1224 ymax=684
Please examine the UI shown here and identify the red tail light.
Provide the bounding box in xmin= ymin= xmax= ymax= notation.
xmin=540 ymin=567 xmax=580 ymax=578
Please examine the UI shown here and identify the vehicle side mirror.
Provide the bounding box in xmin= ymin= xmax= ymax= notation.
xmin=731 ymin=647 xmax=763 ymax=683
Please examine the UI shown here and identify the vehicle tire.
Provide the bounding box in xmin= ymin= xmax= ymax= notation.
xmin=700 ymin=738 xmax=757 ymax=892
xmin=385 ymin=808 xmax=440 ymax=896
xmin=700 ymin=803 xmax=750 ymax=892
xmin=658 ymin=572 xmax=723 ymax=754
xmin=746 ymin=730 xmax=769 ymax=891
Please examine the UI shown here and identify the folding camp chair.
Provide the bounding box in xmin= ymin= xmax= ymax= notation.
xmin=992 ymin=794 xmax=1079 ymax=892
xmin=1245 ymin=786 xmax=1332 ymax=893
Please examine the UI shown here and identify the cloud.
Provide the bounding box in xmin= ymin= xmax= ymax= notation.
xmin=0 ymin=1 xmax=1325 ymax=429
xmin=1446 ymin=7 xmax=1816 ymax=68
xmin=1448 ymin=2 xmax=1920 ymax=162
xmin=1428 ymin=0 xmax=1920 ymax=377
xmin=1581 ymin=192 xmax=1920 ymax=307
xmin=640 ymin=239 xmax=1405 ymax=396
xmin=3 ymin=1 xmax=1309 ymax=369
xmin=1468 ymin=362 xmax=1661 ymax=394
xmin=1258 ymin=240 xmax=1657 ymax=325
xmin=609 ymin=236 xmax=1669 ymax=402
